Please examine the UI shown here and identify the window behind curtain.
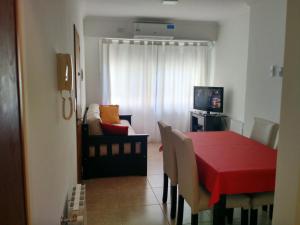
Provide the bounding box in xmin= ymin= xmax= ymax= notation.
xmin=101 ymin=41 xmax=211 ymax=141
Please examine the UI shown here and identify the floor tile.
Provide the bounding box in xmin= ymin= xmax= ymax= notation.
xmin=87 ymin=210 xmax=122 ymax=225
xmin=148 ymin=163 xmax=164 ymax=175
xmin=119 ymin=205 xmax=169 ymax=225
xmin=118 ymin=176 xmax=151 ymax=191
xmin=86 ymin=192 xmax=120 ymax=211
xmin=85 ymin=177 xmax=119 ymax=193
xmin=152 ymin=187 xmax=171 ymax=204
xmin=148 ymin=174 xmax=164 ymax=188
xmin=118 ymin=188 xmax=160 ymax=207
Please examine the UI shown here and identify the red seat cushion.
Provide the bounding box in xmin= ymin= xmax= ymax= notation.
xmin=100 ymin=123 xmax=128 ymax=136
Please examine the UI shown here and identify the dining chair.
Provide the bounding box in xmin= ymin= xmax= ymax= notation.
xmin=273 ymin=128 xmax=280 ymax=149
xmin=157 ymin=121 xmax=177 ymax=219
xmin=250 ymin=117 xmax=278 ymax=224
xmin=229 ymin=118 xmax=244 ymax=135
xmin=250 ymin=117 xmax=279 ymax=148
xmin=250 ymin=129 xmax=278 ymax=224
xmin=171 ymin=129 xmax=251 ymax=225
xmin=250 ymin=192 xmax=274 ymax=225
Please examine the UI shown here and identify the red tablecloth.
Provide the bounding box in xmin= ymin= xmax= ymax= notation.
xmin=186 ymin=131 xmax=277 ymax=207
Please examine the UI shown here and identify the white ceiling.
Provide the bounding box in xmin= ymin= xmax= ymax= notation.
xmin=81 ymin=0 xmax=250 ymax=21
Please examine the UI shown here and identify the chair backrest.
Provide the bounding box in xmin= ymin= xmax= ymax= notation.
xmin=157 ymin=121 xmax=177 ymax=185
xmin=273 ymin=128 xmax=280 ymax=150
xmin=229 ymin=118 xmax=244 ymax=135
xmin=171 ymin=129 xmax=201 ymax=211
xmin=250 ymin=117 xmax=279 ymax=148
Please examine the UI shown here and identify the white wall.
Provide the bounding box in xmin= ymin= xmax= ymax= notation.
xmin=19 ymin=0 xmax=85 ymax=224
xmin=273 ymin=0 xmax=300 ymax=224
xmin=243 ymin=0 xmax=287 ymax=135
xmin=213 ymin=9 xmax=250 ymax=123
xmin=85 ymin=37 xmax=102 ymax=104
xmin=84 ymin=17 xmax=219 ymax=105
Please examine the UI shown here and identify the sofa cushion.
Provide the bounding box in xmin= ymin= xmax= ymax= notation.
xmin=100 ymin=122 xmax=128 ymax=136
xmin=87 ymin=104 xmax=102 ymax=135
xmin=88 ymin=104 xmax=100 ymax=114
xmin=100 ymin=105 xmax=120 ymax=124
xmin=114 ymin=120 xmax=136 ymax=135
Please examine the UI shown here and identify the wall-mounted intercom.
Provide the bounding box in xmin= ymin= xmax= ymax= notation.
xmin=270 ymin=65 xmax=284 ymax=78
xmin=57 ymin=53 xmax=74 ymax=120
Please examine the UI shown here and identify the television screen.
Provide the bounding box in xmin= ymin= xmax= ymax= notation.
xmin=193 ymin=86 xmax=224 ymax=113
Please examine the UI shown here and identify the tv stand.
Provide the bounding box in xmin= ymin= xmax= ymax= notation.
xmin=190 ymin=111 xmax=227 ymax=132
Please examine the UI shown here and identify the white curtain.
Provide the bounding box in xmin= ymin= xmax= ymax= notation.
xmin=101 ymin=40 xmax=211 ymax=141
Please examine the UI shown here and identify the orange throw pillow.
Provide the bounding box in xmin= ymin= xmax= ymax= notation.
xmin=100 ymin=105 xmax=120 ymax=124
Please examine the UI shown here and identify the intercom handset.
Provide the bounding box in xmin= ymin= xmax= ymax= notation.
xmin=57 ymin=53 xmax=73 ymax=120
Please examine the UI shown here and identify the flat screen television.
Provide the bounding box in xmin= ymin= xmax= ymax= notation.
xmin=193 ymin=86 xmax=224 ymax=113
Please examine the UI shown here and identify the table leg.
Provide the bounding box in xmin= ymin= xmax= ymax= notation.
xmin=213 ymin=195 xmax=226 ymax=225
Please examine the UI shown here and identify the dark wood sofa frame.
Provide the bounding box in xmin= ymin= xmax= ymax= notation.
xmin=82 ymin=108 xmax=148 ymax=179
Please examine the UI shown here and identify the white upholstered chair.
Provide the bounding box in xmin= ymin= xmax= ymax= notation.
xmin=250 ymin=117 xmax=279 ymax=148
xmin=229 ymin=118 xmax=244 ymax=135
xmin=157 ymin=121 xmax=177 ymax=219
xmin=249 ymin=118 xmax=279 ymax=225
xmin=273 ymin=129 xmax=280 ymax=149
xmin=171 ymin=129 xmax=251 ymax=225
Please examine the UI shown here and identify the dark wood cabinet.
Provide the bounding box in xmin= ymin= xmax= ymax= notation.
xmin=190 ymin=111 xmax=227 ymax=132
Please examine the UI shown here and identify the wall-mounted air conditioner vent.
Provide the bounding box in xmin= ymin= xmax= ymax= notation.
xmin=162 ymin=0 xmax=178 ymax=5
xmin=133 ymin=22 xmax=175 ymax=40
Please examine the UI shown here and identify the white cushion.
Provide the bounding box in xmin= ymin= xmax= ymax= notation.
xmin=87 ymin=104 xmax=102 ymax=135
xmin=113 ymin=120 xmax=136 ymax=135
xmin=88 ymin=104 xmax=100 ymax=114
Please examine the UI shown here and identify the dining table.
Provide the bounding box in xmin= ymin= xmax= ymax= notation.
xmin=185 ymin=131 xmax=277 ymax=225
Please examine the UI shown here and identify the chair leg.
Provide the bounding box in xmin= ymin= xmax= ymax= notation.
xmin=177 ymin=195 xmax=184 ymax=225
xmin=269 ymin=204 xmax=273 ymax=220
xmin=162 ymin=173 xmax=168 ymax=203
xmin=241 ymin=209 xmax=249 ymax=225
xmin=213 ymin=195 xmax=226 ymax=225
xmin=226 ymin=208 xmax=234 ymax=224
xmin=170 ymin=185 xmax=177 ymax=219
xmin=262 ymin=205 xmax=268 ymax=212
xmin=250 ymin=209 xmax=258 ymax=225
xmin=191 ymin=213 xmax=198 ymax=225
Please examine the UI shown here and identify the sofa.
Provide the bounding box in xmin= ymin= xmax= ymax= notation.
xmin=82 ymin=104 xmax=148 ymax=179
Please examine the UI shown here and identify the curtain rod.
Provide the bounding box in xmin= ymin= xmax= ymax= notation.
xmin=102 ymin=38 xmax=213 ymax=47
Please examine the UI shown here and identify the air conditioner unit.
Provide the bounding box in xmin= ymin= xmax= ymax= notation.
xmin=162 ymin=0 xmax=178 ymax=5
xmin=133 ymin=22 xmax=175 ymax=40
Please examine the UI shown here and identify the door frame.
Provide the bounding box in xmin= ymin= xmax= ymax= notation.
xmin=15 ymin=0 xmax=30 ymax=223
xmin=73 ymin=24 xmax=82 ymax=183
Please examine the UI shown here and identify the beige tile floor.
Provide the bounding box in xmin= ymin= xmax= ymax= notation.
xmin=85 ymin=143 xmax=272 ymax=225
